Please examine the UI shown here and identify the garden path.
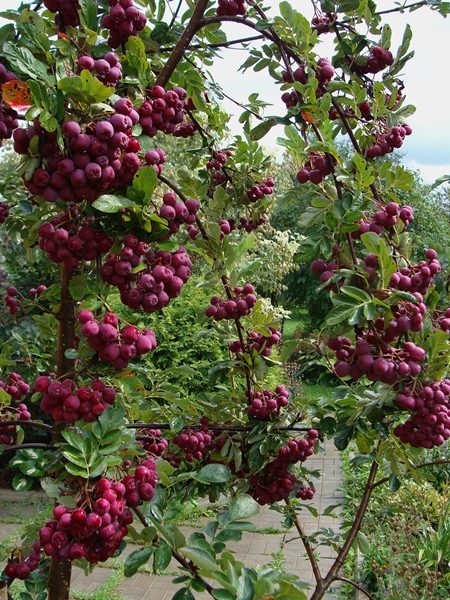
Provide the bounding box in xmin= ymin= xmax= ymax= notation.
xmin=0 ymin=441 xmax=343 ymax=599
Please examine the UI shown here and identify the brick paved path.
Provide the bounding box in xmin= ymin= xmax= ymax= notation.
xmin=0 ymin=443 xmax=342 ymax=599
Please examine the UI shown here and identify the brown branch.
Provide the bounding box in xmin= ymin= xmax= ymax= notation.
xmin=375 ymin=1 xmax=427 ymax=15
xmin=130 ymin=423 xmax=311 ymax=432
xmin=286 ymin=499 xmax=322 ymax=584
xmin=0 ymin=420 xmax=53 ymax=432
xmin=1 ymin=443 xmax=55 ymax=452
xmin=132 ymin=506 xmax=215 ymax=595
xmin=310 ymin=459 xmax=379 ymax=599
xmin=156 ymin=0 xmax=210 ymax=87
xmin=371 ymin=459 xmax=450 ymax=490
xmin=159 ymin=34 xmax=265 ymax=52
xmin=335 ymin=576 xmax=375 ymax=599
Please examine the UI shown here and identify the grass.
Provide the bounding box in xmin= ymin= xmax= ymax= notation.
xmin=301 ymin=382 xmax=333 ymax=402
xmin=282 ymin=307 xmax=310 ymax=340
xmin=71 ymin=570 xmax=125 ymax=600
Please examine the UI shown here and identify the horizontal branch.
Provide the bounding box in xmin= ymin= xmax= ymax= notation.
xmin=1 ymin=442 xmax=55 ymax=452
xmin=128 ymin=422 xmax=312 ymax=432
xmin=0 ymin=420 xmax=53 ymax=432
xmin=159 ymin=34 xmax=264 ymax=52
xmin=371 ymin=459 xmax=450 ymax=490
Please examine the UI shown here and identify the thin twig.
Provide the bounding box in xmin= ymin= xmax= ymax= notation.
xmin=286 ymin=499 xmax=322 ymax=584
xmin=371 ymin=459 xmax=450 ymax=490
xmin=132 ymin=506 xmax=215 ymax=595
xmin=335 ymin=576 xmax=375 ymax=599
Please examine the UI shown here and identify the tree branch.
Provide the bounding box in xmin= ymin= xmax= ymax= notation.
xmin=0 ymin=420 xmax=53 ymax=432
xmin=156 ymin=0 xmax=210 ymax=87
xmin=335 ymin=576 xmax=375 ymax=599
xmin=286 ymin=499 xmax=322 ymax=584
xmin=1 ymin=443 xmax=55 ymax=452
xmin=371 ymin=459 xmax=450 ymax=490
xmin=132 ymin=506 xmax=215 ymax=595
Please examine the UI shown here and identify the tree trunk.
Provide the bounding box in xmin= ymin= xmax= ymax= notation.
xmin=48 ymin=264 xmax=76 ymax=600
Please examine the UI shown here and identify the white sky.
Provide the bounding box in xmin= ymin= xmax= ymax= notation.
xmin=1 ymin=1 xmax=449 ymax=181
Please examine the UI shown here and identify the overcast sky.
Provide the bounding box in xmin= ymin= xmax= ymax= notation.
xmin=1 ymin=1 xmax=449 ymax=181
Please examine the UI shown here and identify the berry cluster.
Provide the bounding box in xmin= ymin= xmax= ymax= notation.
xmin=394 ymin=381 xmax=450 ymax=448
xmin=0 ymin=201 xmax=9 ymax=223
xmin=296 ymin=484 xmax=315 ymax=500
xmin=34 ymin=376 xmax=116 ymax=424
xmin=159 ymin=193 xmax=200 ymax=235
xmin=138 ymin=85 xmax=195 ymax=137
xmin=282 ymin=65 xmax=307 ymax=86
xmin=4 ymin=543 xmax=42 ymax=580
xmin=351 ymin=202 xmax=414 ymax=238
xmin=0 ymin=404 xmax=31 ymax=445
xmin=229 ymin=327 xmax=282 ymax=357
xmin=39 ymin=478 xmax=130 ymax=564
xmin=329 ymin=335 xmax=426 ymax=384
xmin=316 ymin=57 xmax=335 ymax=85
xmin=122 ymin=459 xmax=158 ymax=507
xmin=139 ymin=428 xmax=168 ymax=457
xmin=216 ymin=0 xmax=247 ymax=17
xmin=250 ymin=430 xmax=318 ymax=505
xmin=4 ymin=285 xmax=47 ymax=316
xmin=352 ymin=46 xmax=394 ymax=75
xmin=79 ymin=311 xmax=157 ymax=369
xmin=297 ymin=152 xmax=334 ymax=185
xmin=102 ymin=0 xmax=147 ymax=48
xmin=101 ymin=241 xmax=192 ymax=313
xmin=144 ymin=147 xmax=167 ymax=175
xmin=0 ymin=63 xmax=19 ymax=147
xmin=173 ymin=427 xmax=214 ymax=463
xmin=42 ymin=0 xmax=80 ymax=29
xmin=38 ymin=212 xmax=113 ymax=269
xmin=206 ymin=150 xmax=232 ymax=186
xmin=14 ymin=106 xmax=140 ymax=203
xmin=438 ymin=308 xmax=450 ymax=333
xmin=310 ymin=258 xmax=340 ymax=285
xmin=389 ymin=249 xmax=441 ymax=295
xmin=0 ymin=372 xmax=30 ymax=400
xmin=365 ymin=124 xmax=412 ymax=158
xmin=246 ymin=177 xmax=274 ymax=202
xmin=204 ymin=284 xmax=257 ymax=321
xmin=247 ymin=385 xmax=290 ymax=421
xmin=381 ymin=297 xmax=426 ymax=340
xmin=311 ymin=13 xmax=336 ymax=34
xmin=77 ymin=53 xmax=122 ymax=86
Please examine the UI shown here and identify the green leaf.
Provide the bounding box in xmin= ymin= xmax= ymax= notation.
xmin=92 ymin=194 xmax=134 ymax=213
xmin=195 ymin=464 xmax=231 ymax=484
xmin=249 ymin=118 xmax=280 ymax=141
xmin=58 ymin=70 xmax=114 ymax=104
xmin=64 ymin=348 xmax=79 ymax=360
xmin=153 ymin=542 xmax=172 ymax=572
xmin=2 ymin=42 xmax=52 ymax=83
xmin=228 ymin=495 xmax=260 ymax=521
xmin=12 ymin=474 xmax=33 ymax=491
xmin=132 ymin=166 xmax=158 ymax=199
xmin=124 ymin=547 xmax=154 ymax=577
xmin=340 ymin=286 xmax=371 ymax=303
xmin=326 ymin=303 xmax=357 ymax=326
xmin=180 ymin=548 xmax=218 ymax=573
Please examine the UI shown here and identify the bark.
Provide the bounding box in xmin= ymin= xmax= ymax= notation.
xmin=48 ymin=264 xmax=76 ymax=600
